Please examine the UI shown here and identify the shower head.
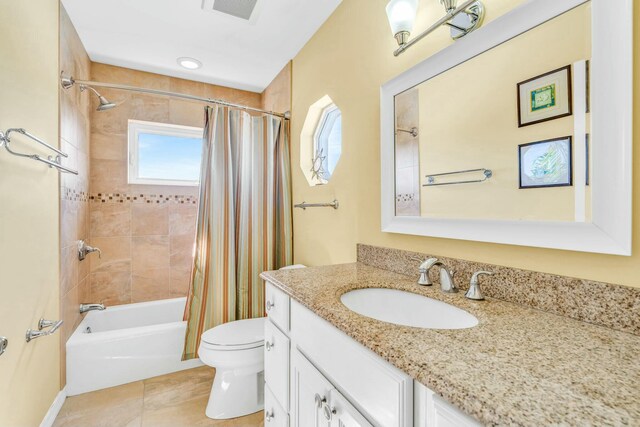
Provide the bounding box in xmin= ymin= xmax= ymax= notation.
xmin=61 ymin=75 xmax=117 ymax=112
xmin=80 ymin=85 xmax=117 ymax=112
xmin=96 ymin=94 xmax=117 ymax=111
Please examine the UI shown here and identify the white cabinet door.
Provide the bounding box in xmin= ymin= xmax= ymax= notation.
xmin=292 ymin=350 xmax=333 ymax=427
xmin=265 ymin=319 xmax=291 ymax=411
xmin=328 ymin=389 xmax=374 ymax=427
xmin=265 ymin=383 xmax=289 ymax=427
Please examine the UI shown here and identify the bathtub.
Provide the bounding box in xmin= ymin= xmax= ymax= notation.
xmin=66 ymin=297 xmax=202 ymax=396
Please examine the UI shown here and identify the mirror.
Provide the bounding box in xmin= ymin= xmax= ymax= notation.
xmin=381 ymin=0 xmax=632 ymax=255
xmin=395 ymin=3 xmax=590 ymax=222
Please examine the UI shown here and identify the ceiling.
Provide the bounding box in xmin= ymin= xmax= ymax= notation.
xmin=62 ymin=0 xmax=342 ymax=92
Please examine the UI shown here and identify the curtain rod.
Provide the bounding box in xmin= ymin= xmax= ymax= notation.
xmin=61 ymin=75 xmax=290 ymax=119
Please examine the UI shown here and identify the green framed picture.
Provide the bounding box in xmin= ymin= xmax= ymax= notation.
xmin=517 ymin=65 xmax=572 ymax=127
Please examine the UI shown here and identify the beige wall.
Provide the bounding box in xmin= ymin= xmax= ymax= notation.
xmin=417 ymin=3 xmax=590 ymax=221
xmin=291 ymin=0 xmax=640 ymax=287
xmin=59 ymin=4 xmax=91 ymax=387
xmin=0 ymin=1 xmax=61 ymax=425
xmin=88 ymin=63 xmax=262 ymax=306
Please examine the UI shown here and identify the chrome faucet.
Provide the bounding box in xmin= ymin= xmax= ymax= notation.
xmin=413 ymin=257 xmax=458 ymax=292
xmin=465 ymin=271 xmax=494 ymax=300
xmin=78 ymin=240 xmax=101 ymax=261
xmin=412 ymin=257 xmax=440 ymax=285
xmin=439 ymin=267 xmax=458 ymax=293
xmin=79 ymin=303 xmax=106 ymax=314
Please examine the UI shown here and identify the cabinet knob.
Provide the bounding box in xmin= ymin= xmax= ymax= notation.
xmin=265 ymin=341 xmax=274 ymax=351
xmin=266 ymin=300 xmax=275 ymax=311
xmin=314 ymin=393 xmax=326 ymax=409
xmin=323 ymin=403 xmax=337 ymax=421
xmin=265 ymin=410 xmax=274 ymax=422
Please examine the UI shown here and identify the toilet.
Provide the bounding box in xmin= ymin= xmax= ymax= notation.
xmin=198 ymin=317 xmax=266 ymax=419
xmin=198 ymin=265 xmax=305 ymax=419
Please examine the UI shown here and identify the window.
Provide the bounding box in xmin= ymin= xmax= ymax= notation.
xmin=313 ymin=105 xmax=342 ymax=180
xmin=128 ymin=120 xmax=203 ymax=186
xmin=300 ymin=95 xmax=343 ymax=186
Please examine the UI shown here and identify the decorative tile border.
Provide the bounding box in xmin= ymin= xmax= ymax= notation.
xmin=62 ymin=187 xmax=88 ymax=203
xmin=89 ymin=193 xmax=198 ymax=205
xmin=357 ymin=244 xmax=640 ymax=336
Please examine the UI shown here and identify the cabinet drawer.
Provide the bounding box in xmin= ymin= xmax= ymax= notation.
xmin=265 ymin=318 xmax=290 ymax=411
xmin=265 ymin=281 xmax=290 ymax=332
xmin=265 ymin=383 xmax=289 ymax=427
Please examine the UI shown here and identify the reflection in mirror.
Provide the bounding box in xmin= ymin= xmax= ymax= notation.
xmin=394 ymin=3 xmax=591 ymax=222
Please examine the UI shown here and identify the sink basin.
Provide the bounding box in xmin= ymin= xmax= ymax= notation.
xmin=340 ymin=288 xmax=478 ymax=329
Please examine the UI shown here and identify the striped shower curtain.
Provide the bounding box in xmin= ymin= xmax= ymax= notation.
xmin=182 ymin=106 xmax=293 ymax=360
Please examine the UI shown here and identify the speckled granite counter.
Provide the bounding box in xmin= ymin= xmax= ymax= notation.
xmin=260 ymin=263 xmax=640 ymax=426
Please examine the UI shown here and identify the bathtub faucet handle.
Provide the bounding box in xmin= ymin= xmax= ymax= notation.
xmin=78 ymin=240 xmax=102 ymax=261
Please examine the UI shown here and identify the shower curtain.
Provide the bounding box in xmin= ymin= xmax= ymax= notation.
xmin=182 ymin=106 xmax=293 ymax=360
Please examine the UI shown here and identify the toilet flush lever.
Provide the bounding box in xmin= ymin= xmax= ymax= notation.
xmin=265 ymin=340 xmax=274 ymax=351
xmin=265 ymin=410 xmax=274 ymax=422
xmin=266 ymin=300 xmax=274 ymax=311
xmin=0 ymin=336 xmax=7 ymax=356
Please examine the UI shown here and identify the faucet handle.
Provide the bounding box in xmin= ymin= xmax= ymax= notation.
xmin=416 ymin=257 xmax=439 ymax=286
xmin=466 ymin=271 xmax=493 ymax=301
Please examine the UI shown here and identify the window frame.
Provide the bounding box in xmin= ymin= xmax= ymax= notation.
xmin=127 ymin=119 xmax=204 ymax=187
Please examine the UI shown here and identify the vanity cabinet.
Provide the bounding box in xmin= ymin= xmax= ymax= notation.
xmin=264 ymin=281 xmax=480 ymax=427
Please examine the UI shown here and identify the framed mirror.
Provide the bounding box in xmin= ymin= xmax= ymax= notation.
xmin=380 ymin=0 xmax=632 ymax=255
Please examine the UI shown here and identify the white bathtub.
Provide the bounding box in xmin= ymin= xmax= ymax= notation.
xmin=66 ymin=297 xmax=202 ymax=396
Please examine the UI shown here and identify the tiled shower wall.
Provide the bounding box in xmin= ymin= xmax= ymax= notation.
xmin=59 ymin=6 xmax=91 ymax=386
xmin=394 ymin=88 xmax=420 ymax=216
xmin=87 ymin=63 xmax=265 ymax=305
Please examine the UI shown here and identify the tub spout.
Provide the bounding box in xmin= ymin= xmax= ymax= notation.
xmin=80 ymin=303 xmax=106 ymax=314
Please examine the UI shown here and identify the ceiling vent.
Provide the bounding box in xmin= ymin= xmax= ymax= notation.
xmin=201 ymin=0 xmax=261 ymax=23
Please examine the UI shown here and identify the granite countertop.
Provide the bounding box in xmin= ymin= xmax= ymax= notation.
xmin=260 ymin=263 xmax=640 ymax=426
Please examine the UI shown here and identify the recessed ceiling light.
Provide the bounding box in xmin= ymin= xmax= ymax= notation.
xmin=177 ymin=57 xmax=202 ymax=70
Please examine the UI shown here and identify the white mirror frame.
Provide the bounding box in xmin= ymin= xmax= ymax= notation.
xmin=380 ymin=0 xmax=632 ymax=255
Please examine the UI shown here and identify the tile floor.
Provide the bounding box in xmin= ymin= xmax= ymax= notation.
xmin=53 ymin=367 xmax=264 ymax=427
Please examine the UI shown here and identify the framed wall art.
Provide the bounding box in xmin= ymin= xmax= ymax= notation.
xmin=517 ymin=65 xmax=572 ymax=127
xmin=519 ymin=136 xmax=572 ymax=189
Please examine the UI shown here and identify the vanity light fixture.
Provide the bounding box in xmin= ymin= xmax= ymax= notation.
xmin=386 ymin=0 xmax=485 ymax=56
xmin=177 ymin=57 xmax=203 ymax=70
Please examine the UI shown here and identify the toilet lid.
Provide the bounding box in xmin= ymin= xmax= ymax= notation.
xmin=201 ymin=317 xmax=265 ymax=349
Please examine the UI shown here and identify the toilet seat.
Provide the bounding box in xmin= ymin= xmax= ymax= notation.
xmin=200 ymin=317 xmax=265 ymax=351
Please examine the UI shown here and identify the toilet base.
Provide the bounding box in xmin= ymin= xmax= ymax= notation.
xmin=206 ymin=368 xmax=264 ymax=419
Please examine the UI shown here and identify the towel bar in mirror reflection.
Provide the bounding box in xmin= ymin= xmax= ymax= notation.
xmin=424 ymin=168 xmax=492 ymax=186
